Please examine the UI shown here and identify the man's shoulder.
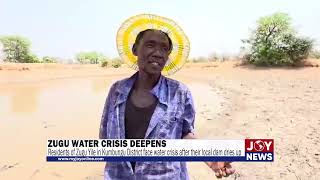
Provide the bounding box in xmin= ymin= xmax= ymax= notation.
xmin=109 ymin=76 xmax=132 ymax=90
xmin=164 ymin=76 xmax=194 ymax=106
xmin=164 ymin=76 xmax=190 ymax=93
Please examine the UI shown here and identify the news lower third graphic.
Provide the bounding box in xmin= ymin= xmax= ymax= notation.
xmin=46 ymin=139 xmax=274 ymax=162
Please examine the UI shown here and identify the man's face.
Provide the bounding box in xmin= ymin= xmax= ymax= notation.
xmin=133 ymin=30 xmax=171 ymax=75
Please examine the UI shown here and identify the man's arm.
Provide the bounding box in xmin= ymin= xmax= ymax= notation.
xmin=183 ymin=133 xmax=236 ymax=178
xmin=180 ymin=89 xmax=235 ymax=178
xmin=99 ymin=82 xmax=118 ymax=139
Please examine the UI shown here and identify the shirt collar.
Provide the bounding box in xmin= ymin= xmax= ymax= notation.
xmin=114 ymin=72 xmax=168 ymax=107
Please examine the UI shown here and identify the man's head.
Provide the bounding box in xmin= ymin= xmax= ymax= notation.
xmin=132 ymin=29 xmax=173 ymax=75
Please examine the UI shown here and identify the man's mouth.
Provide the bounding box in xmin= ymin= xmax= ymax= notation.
xmin=151 ymin=62 xmax=160 ymax=66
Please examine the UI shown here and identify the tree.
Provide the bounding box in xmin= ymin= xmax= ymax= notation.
xmin=0 ymin=35 xmax=39 ymax=63
xmin=75 ymin=51 xmax=107 ymax=64
xmin=242 ymin=12 xmax=313 ymax=66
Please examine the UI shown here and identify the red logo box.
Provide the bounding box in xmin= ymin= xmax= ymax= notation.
xmin=245 ymin=139 xmax=274 ymax=152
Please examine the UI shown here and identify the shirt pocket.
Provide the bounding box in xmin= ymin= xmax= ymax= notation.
xmin=157 ymin=105 xmax=183 ymax=139
xmin=161 ymin=105 xmax=179 ymax=126
xmin=166 ymin=102 xmax=184 ymax=122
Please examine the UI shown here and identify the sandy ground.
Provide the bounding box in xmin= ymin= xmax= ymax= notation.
xmin=0 ymin=61 xmax=319 ymax=180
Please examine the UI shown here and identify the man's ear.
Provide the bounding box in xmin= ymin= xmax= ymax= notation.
xmin=132 ymin=44 xmax=138 ymax=56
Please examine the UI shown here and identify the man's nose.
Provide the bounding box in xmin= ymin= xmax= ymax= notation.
xmin=152 ymin=48 xmax=164 ymax=59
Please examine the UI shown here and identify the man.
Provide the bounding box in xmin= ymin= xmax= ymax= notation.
xmin=100 ymin=14 xmax=235 ymax=179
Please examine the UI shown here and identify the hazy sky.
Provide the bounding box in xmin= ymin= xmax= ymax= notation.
xmin=1 ymin=0 xmax=319 ymax=59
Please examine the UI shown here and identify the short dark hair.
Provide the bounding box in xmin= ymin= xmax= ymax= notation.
xmin=133 ymin=29 xmax=173 ymax=52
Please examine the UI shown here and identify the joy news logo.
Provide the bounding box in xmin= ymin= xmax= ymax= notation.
xmin=245 ymin=139 xmax=274 ymax=161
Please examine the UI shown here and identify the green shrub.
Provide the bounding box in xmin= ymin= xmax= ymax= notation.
xmin=42 ymin=56 xmax=57 ymax=63
xmin=101 ymin=60 xmax=108 ymax=67
xmin=111 ymin=58 xmax=122 ymax=68
xmin=25 ymin=54 xmax=40 ymax=63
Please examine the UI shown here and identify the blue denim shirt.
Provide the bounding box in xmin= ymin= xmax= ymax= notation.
xmin=99 ymin=72 xmax=195 ymax=180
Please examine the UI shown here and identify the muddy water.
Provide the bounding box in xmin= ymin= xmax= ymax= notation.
xmin=0 ymin=77 xmax=118 ymax=180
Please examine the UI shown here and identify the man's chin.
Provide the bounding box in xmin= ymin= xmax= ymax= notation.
xmin=146 ymin=69 xmax=162 ymax=76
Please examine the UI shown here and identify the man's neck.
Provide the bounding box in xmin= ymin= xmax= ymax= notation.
xmin=135 ymin=71 xmax=161 ymax=91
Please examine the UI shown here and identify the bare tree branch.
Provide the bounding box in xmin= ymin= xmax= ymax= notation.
xmin=265 ymin=24 xmax=277 ymax=43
